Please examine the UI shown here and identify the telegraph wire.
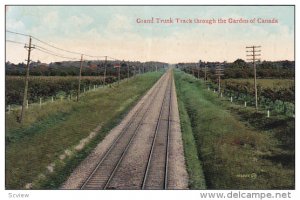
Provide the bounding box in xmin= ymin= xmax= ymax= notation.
xmin=6 ymin=30 xmax=30 ymax=37
xmin=35 ymin=47 xmax=78 ymax=61
xmin=31 ymin=35 xmax=83 ymax=56
xmin=6 ymin=38 xmax=118 ymax=63
xmin=6 ymin=39 xmax=26 ymax=45
xmin=6 ymin=30 xmax=109 ymax=59
xmin=34 ymin=45 xmax=78 ymax=60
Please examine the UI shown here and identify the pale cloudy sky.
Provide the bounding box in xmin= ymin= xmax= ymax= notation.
xmin=5 ymin=6 xmax=294 ymax=63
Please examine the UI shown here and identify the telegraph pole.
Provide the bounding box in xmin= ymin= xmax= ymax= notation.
xmin=246 ymin=46 xmax=261 ymax=110
xmin=103 ymin=56 xmax=107 ymax=85
xmin=113 ymin=63 xmax=121 ymax=84
xmin=77 ymin=54 xmax=83 ymax=102
xmin=118 ymin=64 xmax=121 ymax=83
xmin=198 ymin=60 xmax=202 ymax=79
xmin=215 ymin=63 xmax=224 ymax=97
xmin=197 ymin=63 xmax=200 ymax=79
xmin=204 ymin=64 xmax=207 ymax=83
xmin=127 ymin=64 xmax=130 ymax=80
xmin=192 ymin=66 xmax=195 ymax=77
xmin=133 ymin=66 xmax=136 ymax=76
xmin=19 ymin=36 xmax=34 ymax=124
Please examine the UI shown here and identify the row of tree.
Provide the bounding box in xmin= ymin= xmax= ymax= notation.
xmin=5 ymin=60 xmax=167 ymax=76
xmin=176 ymin=59 xmax=295 ymax=79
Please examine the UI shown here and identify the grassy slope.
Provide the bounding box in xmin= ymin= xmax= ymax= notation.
xmin=175 ymin=70 xmax=294 ymax=189
xmin=177 ymin=96 xmax=206 ymax=189
xmin=5 ymin=72 xmax=162 ymax=189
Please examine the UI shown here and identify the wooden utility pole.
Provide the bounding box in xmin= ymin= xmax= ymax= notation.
xmin=215 ymin=63 xmax=224 ymax=97
xmin=198 ymin=61 xmax=202 ymax=79
xmin=127 ymin=64 xmax=130 ymax=80
xmin=113 ymin=63 xmax=121 ymax=84
xmin=19 ymin=36 xmax=34 ymax=124
xmin=197 ymin=64 xmax=200 ymax=79
xmin=103 ymin=56 xmax=107 ymax=85
xmin=192 ymin=66 xmax=195 ymax=77
xmin=246 ymin=46 xmax=261 ymax=110
xmin=77 ymin=54 xmax=83 ymax=102
xmin=133 ymin=66 xmax=136 ymax=76
xmin=118 ymin=66 xmax=120 ymax=83
xmin=204 ymin=64 xmax=207 ymax=83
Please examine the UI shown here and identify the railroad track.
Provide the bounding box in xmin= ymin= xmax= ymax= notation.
xmin=80 ymin=71 xmax=172 ymax=190
xmin=142 ymin=73 xmax=172 ymax=189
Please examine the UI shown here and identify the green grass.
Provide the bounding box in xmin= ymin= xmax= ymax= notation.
xmin=175 ymin=70 xmax=294 ymax=189
xmin=223 ymin=78 xmax=294 ymax=89
xmin=228 ymin=104 xmax=295 ymax=149
xmin=5 ymin=72 xmax=163 ymax=189
xmin=177 ymin=97 xmax=206 ymax=189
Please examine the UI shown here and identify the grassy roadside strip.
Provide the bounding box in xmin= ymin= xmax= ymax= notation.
xmin=177 ymin=96 xmax=206 ymax=189
xmin=37 ymin=107 xmax=130 ymax=189
xmin=174 ymin=70 xmax=294 ymax=189
xmin=5 ymin=72 xmax=163 ymax=189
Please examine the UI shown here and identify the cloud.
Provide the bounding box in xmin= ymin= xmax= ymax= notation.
xmin=105 ymin=14 xmax=133 ymax=33
xmin=6 ymin=18 xmax=25 ymax=31
xmin=42 ymin=11 xmax=59 ymax=24
xmin=68 ymin=14 xmax=94 ymax=28
xmin=5 ymin=6 xmax=294 ymax=63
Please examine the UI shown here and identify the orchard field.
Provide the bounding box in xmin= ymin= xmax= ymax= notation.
xmin=220 ymin=78 xmax=295 ymax=116
xmin=223 ymin=78 xmax=294 ymax=90
xmin=5 ymin=76 xmax=116 ymax=106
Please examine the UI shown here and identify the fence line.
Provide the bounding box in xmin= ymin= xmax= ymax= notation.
xmin=6 ymin=83 xmax=106 ymax=113
xmin=185 ymin=71 xmax=295 ymax=118
xmin=5 ymin=73 xmax=147 ymax=113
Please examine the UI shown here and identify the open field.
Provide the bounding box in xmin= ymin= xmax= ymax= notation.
xmin=174 ymin=70 xmax=294 ymax=189
xmin=5 ymin=72 xmax=163 ymax=189
xmin=223 ymin=78 xmax=294 ymax=90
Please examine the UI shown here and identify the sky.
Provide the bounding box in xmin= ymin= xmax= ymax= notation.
xmin=5 ymin=6 xmax=294 ymax=64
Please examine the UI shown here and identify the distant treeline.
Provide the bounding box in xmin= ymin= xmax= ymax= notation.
xmin=177 ymin=59 xmax=295 ymax=79
xmin=5 ymin=60 xmax=167 ymax=76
